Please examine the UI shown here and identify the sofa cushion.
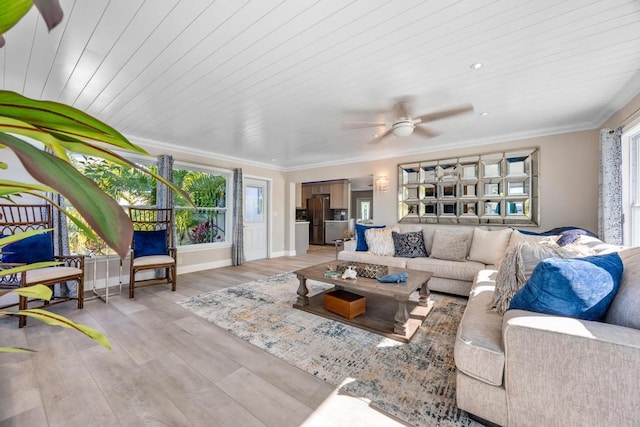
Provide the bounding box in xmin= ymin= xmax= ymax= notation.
xmin=406 ymin=257 xmax=485 ymax=282
xmin=365 ymin=227 xmax=395 ymax=256
xmin=133 ymin=229 xmax=168 ymax=258
xmin=467 ymin=228 xmax=512 ymax=265
xmin=1 ymin=232 xmax=54 ymax=264
xmin=489 ymin=240 xmax=562 ymax=314
xmin=392 ymin=231 xmax=427 ymax=258
xmin=337 ymin=249 xmax=408 ymax=268
xmin=430 ymin=230 xmax=470 ymax=261
xmin=355 ymin=224 xmax=385 ymax=251
xmin=454 ymin=270 xmax=505 ymax=386
xmin=420 ymin=225 xmax=478 ymax=254
xmin=509 ymin=252 xmax=624 ymax=321
xmin=605 ymin=247 xmax=640 ymax=329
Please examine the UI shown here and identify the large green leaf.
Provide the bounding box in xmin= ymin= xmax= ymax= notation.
xmin=60 ymin=141 xmax=193 ymax=205
xmin=32 ymin=0 xmax=63 ymax=31
xmin=0 ymin=228 xmax=51 ymax=246
xmin=10 ymin=309 xmax=111 ymax=350
xmin=0 ymin=179 xmax=54 ymax=195
xmin=0 ymin=116 xmax=68 ymax=158
xmin=0 ymin=91 xmax=145 ymax=152
xmin=8 ymin=284 xmax=52 ymax=300
xmin=0 ymin=346 xmax=35 ymax=353
xmin=0 ymin=0 xmax=32 ymax=48
xmin=0 ymin=262 xmax=61 ymax=280
xmin=0 ymin=133 xmax=132 ymax=258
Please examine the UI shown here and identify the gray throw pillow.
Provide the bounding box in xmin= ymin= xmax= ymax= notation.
xmin=430 ymin=230 xmax=470 ymax=261
xmin=392 ymin=231 xmax=427 ymax=258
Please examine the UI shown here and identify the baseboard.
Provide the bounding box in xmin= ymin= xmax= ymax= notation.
xmin=177 ymin=259 xmax=232 ymax=274
xmin=270 ymin=250 xmax=289 ymax=258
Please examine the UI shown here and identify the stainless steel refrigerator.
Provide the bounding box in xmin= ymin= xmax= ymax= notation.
xmin=308 ymin=196 xmax=330 ymax=245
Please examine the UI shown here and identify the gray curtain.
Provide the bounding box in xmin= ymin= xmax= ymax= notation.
xmin=598 ymin=128 xmax=623 ymax=245
xmin=231 ymin=168 xmax=245 ymax=265
xmin=44 ymin=148 xmax=73 ymax=296
xmin=156 ymin=155 xmax=174 ymax=277
xmin=157 ymin=154 xmax=174 ymax=212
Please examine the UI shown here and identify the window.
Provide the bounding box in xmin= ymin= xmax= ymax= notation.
xmin=173 ymin=164 xmax=230 ymax=246
xmin=67 ymin=155 xmax=231 ymax=254
xmin=623 ymin=125 xmax=640 ymax=246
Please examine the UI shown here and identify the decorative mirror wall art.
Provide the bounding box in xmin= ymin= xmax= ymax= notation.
xmin=398 ymin=148 xmax=539 ymax=225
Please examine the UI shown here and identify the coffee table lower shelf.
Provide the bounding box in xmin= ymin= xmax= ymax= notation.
xmin=293 ymin=289 xmax=433 ymax=343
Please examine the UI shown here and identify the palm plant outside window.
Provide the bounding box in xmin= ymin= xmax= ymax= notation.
xmin=68 ymin=155 xmax=229 ymax=254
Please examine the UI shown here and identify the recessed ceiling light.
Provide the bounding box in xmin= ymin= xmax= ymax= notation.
xmin=480 ymin=112 xmax=489 ymax=116
xmin=373 ymin=133 xmax=379 ymax=138
xmin=470 ymin=62 xmax=483 ymax=70
xmin=271 ymin=158 xmax=276 ymax=162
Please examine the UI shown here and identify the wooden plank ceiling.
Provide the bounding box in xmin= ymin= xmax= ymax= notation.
xmin=2 ymin=0 xmax=640 ymax=169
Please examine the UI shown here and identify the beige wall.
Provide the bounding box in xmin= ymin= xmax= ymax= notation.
xmin=286 ymin=129 xmax=600 ymax=237
xmin=604 ymin=92 xmax=640 ymax=130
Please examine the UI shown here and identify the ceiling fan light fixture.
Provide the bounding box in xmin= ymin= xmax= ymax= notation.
xmin=391 ymin=120 xmax=414 ymax=137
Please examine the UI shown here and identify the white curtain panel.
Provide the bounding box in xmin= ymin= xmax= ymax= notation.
xmin=598 ymin=128 xmax=623 ymax=245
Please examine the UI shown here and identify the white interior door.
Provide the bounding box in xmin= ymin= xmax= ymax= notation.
xmin=243 ymin=178 xmax=268 ymax=261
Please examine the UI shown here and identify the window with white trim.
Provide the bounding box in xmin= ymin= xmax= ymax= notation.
xmin=67 ymin=155 xmax=231 ymax=254
xmin=624 ymin=127 xmax=640 ymax=246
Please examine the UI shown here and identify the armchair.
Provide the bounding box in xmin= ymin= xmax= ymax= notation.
xmin=0 ymin=204 xmax=84 ymax=328
xmin=128 ymin=207 xmax=177 ymax=298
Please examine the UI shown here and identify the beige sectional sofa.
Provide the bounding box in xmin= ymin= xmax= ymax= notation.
xmin=456 ymin=247 xmax=640 ymax=426
xmin=339 ymin=224 xmax=640 ymax=426
xmin=338 ymin=224 xmax=504 ymax=296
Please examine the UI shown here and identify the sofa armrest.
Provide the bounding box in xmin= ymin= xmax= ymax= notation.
xmin=502 ymin=310 xmax=640 ymax=426
xmin=343 ymin=240 xmax=356 ymax=252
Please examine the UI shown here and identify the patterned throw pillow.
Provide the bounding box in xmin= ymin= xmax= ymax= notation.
xmin=429 ymin=230 xmax=470 ymax=261
xmin=392 ymin=231 xmax=427 ymax=258
xmin=365 ymin=227 xmax=395 ymax=256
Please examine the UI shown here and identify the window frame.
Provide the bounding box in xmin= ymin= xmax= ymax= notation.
xmin=623 ymin=124 xmax=640 ymax=246
xmin=172 ymin=160 xmax=233 ymax=250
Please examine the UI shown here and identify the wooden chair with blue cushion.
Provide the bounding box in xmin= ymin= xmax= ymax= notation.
xmin=0 ymin=204 xmax=84 ymax=328
xmin=128 ymin=207 xmax=177 ymax=298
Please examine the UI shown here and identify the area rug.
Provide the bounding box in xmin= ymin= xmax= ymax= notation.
xmin=177 ymin=273 xmax=481 ymax=427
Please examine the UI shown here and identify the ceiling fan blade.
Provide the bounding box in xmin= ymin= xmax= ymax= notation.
xmin=369 ymin=128 xmax=393 ymax=144
xmin=413 ymin=125 xmax=440 ymax=139
xmin=414 ymin=104 xmax=474 ymax=124
xmin=393 ymin=99 xmax=412 ymax=119
xmin=343 ymin=122 xmax=387 ymax=130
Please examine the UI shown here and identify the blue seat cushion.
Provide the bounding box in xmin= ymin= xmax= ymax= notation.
xmin=355 ymin=224 xmax=385 ymax=251
xmin=1 ymin=232 xmax=54 ymax=264
xmin=133 ymin=230 xmax=168 ymax=258
xmin=509 ymin=252 xmax=623 ymax=321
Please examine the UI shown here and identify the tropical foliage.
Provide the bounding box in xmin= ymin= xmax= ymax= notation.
xmin=0 ymin=0 xmax=189 ymax=350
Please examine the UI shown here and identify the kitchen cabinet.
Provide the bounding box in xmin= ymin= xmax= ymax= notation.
xmin=311 ymin=184 xmax=331 ymax=195
xmin=330 ymin=181 xmax=349 ymax=209
xmin=324 ymin=220 xmax=348 ymax=244
xmin=301 ymin=185 xmax=312 ymax=209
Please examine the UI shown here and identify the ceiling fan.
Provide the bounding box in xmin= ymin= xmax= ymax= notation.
xmin=344 ymin=99 xmax=474 ymax=143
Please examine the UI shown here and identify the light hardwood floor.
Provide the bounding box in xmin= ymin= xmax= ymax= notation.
xmin=0 ymin=247 xmax=411 ymax=427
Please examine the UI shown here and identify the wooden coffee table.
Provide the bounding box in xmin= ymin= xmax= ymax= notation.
xmin=293 ymin=263 xmax=432 ymax=343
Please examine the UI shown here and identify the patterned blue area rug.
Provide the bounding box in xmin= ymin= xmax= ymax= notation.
xmin=177 ymin=273 xmax=480 ymax=427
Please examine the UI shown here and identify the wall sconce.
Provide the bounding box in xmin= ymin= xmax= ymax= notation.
xmin=375 ymin=175 xmax=389 ymax=192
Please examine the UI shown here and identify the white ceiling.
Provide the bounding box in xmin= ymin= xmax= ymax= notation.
xmin=2 ymin=0 xmax=640 ymax=170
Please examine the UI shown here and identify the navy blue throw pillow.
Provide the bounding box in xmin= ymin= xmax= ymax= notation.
xmin=355 ymin=224 xmax=385 ymax=251
xmin=509 ymin=252 xmax=623 ymax=321
xmin=133 ymin=230 xmax=168 ymax=258
xmin=392 ymin=231 xmax=428 ymax=258
xmin=1 ymin=232 xmax=54 ymax=264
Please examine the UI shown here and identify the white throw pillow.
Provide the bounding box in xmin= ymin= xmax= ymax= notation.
xmin=430 ymin=230 xmax=470 ymax=261
xmin=467 ymin=228 xmax=513 ymax=265
xmin=365 ymin=227 xmax=395 ymax=256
